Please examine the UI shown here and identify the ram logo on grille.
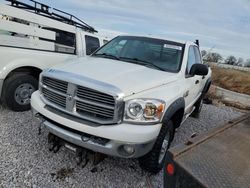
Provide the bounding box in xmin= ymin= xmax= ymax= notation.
xmin=67 ymin=94 xmax=73 ymax=101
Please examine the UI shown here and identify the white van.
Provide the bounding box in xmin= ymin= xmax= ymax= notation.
xmin=0 ymin=0 xmax=110 ymax=111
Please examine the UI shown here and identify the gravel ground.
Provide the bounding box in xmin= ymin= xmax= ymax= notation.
xmin=0 ymin=104 xmax=244 ymax=188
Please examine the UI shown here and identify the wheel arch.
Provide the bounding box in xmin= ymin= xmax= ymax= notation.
xmin=1 ymin=66 xmax=42 ymax=98
xmin=202 ymin=78 xmax=212 ymax=96
xmin=4 ymin=66 xmax=43 ymax=81
xmin=162 ymin=98 xmax=185 ymax=129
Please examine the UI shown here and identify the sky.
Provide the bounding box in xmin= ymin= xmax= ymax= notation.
xmin=1 ymin=0 xmax=250 ymax=60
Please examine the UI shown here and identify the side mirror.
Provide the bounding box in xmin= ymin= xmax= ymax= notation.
xmin=190 ymin=64 xmax=208 ymax=76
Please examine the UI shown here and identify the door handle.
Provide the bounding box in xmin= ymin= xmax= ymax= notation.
xmin=195 ymin=80 xmax=199 ymax=84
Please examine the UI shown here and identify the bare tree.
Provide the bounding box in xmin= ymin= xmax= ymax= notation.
xmin=236 ymin=57 xmax=244 ymax=66
xmin=225 ymin=55 xmax=237 ymax=65
xmin=206 ymin=52 xmax=223 ymax=63
xmin=245 ymin=59 xmax=250 ymax=67
xmin=201 ymin=50 xmax=207 ymax=58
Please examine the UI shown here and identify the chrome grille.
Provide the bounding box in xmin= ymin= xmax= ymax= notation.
xmin=77 ymin=86 xmax=115 ymax=106
xmin=41 ymin=76 xmax=118 ymax=124
xmin=76 ymin=86 xmax=115 ymax=121
xmin=76 ymin=101 xmax=114 ymax=119
xmin=42 ymin=88 xmax=66 ymax=108
xmin=42 ymin=77 xmax=68 ymax=93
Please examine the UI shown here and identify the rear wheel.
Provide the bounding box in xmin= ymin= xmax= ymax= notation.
xmin=139 ymin=120 xmax=174 ymax=174
xmin=2 ymin=74 xmax=38 ymax=111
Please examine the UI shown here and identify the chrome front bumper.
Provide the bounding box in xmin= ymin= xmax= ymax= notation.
xmin=33 ymin=112 xmax=155 ymax=158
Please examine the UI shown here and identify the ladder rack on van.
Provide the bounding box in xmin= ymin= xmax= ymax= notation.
xmin=5 ymin=0 xmax=97 ymax=33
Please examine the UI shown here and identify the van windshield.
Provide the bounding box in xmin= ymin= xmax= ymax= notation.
xmin=93 ymin=36 xmax=184 ymax=72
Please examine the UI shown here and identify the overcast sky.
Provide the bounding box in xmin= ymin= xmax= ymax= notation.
xmin=2 ymin=0 xmax=250 ymax=60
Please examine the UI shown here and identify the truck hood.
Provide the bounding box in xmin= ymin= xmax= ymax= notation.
xmin=53 ymin=57 xmax=178 ymax=97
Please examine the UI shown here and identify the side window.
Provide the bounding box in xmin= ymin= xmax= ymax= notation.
xmin=54 ymin=30 xmax=76 ymax=54
xmin=194 ymin=47 xmax=202 ymax=64
xmin=187 ymin=46 xmax=196 ymax=74
xmin=85 ymin=35 xmax=100 ymax=55
xmin=42 ymin=28 xmax=76 ymax=54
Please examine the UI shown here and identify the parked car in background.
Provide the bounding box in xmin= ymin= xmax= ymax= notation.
xmin=31 ymin=35 xmax=211 ymax=173
xmin=0 ymin=0 xmax=110 ymax=111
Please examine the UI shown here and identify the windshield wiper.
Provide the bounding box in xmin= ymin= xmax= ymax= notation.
xmin=93 ymin=53 xmax=120 ymax=60
xmin=119 ymin=57 xmax=165 ymax=71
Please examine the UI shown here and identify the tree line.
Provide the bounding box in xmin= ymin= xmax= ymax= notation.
xmin=201 ymin=50 xmax=250 ymax=67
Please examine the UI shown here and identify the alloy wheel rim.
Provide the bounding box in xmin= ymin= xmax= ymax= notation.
xmin=14 ymin=83 xmax=35 ymax=105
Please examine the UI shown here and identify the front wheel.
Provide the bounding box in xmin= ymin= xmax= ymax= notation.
xmin=2 ymin=74 xmax=38 ymax=111
xmin=191 ymin=97 xmax=203 ymax=118
xmin=138 ymin=120 xmax=175 ymax=174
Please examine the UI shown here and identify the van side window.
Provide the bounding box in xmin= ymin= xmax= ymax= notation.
xmin=85 ymin=35 xmax=100 ymax=55
xmin=55 ymin=31 xmax=75 ymax=47
xmin=43 ymin=28 xmax=76 ymax=54
xmin=186 ymin=46 xmax=196 ymax=74
xmin=54 ymin=30 xmax=76 ymax=54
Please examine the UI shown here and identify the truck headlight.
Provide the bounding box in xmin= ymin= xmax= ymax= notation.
xmin=124 ymin=99 xmax=165 ymax=124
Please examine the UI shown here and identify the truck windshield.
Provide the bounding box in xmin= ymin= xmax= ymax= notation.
xmin=93 ymin=36 xmax=184 ymax=72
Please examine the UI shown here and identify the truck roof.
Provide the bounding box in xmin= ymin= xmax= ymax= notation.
xmin=118 ymin=34 xmax=197 ymax=46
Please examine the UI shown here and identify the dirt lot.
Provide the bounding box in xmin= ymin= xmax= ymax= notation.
xmin=0 ymin=104 xmax=244 ymax=188
xmin=211 ymin=67 xmax=250 ymax=95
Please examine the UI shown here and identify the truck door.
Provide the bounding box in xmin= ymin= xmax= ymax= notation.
xmin=183 ymin=46 xmax=202 ymax=112
xmin=193 ymin=46 xmax=206 ymax=93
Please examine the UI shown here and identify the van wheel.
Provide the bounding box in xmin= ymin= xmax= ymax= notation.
xmin=138 ymin=120 xmax=174 ymax=174
xmin=2 ymin=74 xmax=38 ymax=111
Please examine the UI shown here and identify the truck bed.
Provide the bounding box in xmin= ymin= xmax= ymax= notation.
xmin=164 ymin=114 xmax=250 ymax=188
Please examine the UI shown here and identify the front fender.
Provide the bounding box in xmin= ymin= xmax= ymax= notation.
xmin=162 ymin=97 xmax=185 ymax=125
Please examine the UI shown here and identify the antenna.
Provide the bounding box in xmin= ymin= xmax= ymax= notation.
xmin=5 ymin=0 xmax=97 ymax=33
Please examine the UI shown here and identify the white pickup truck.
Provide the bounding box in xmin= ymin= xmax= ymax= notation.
xmin=0 ymin=0 xmax=108 ymax=111
xmin=31 ymin=35 xmax=212 ymax=173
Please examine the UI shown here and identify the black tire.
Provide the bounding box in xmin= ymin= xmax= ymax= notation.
xmin=191 ymin=97 xmax=203 ymax=118
xmin=138 ymin=120 xmax=175 ymax=174
xmin=2 ymin=74 xmax=38 ymax=111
